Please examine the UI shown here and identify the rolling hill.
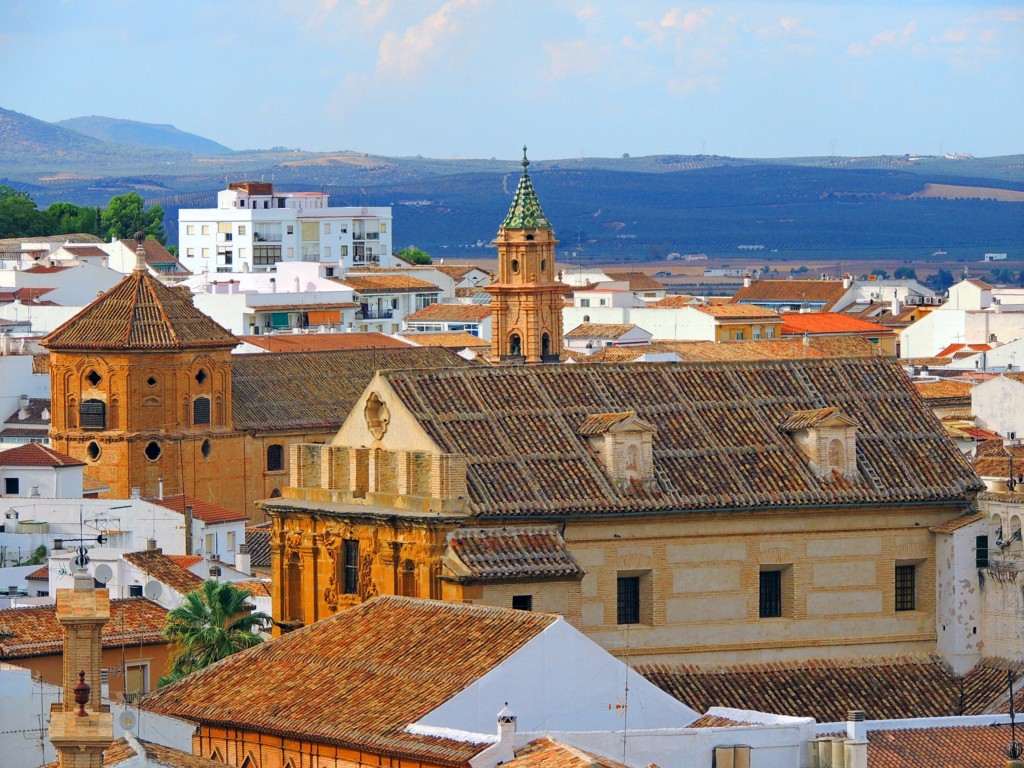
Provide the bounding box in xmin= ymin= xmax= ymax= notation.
xmin=56 ymin=115 xmax=233 ymax=154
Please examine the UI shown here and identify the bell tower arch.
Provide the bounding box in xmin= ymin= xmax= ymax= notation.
xmin=485 ymin=147 xmax=565 ymax=364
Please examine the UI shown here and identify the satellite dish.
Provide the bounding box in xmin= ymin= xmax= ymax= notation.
xmin=93 ymin=564 xmax=113 ymax=585
xmin=143 ymin=581 xmax=163 ymax=600
xmin=118 ymin=710 xmax=137 ymax=731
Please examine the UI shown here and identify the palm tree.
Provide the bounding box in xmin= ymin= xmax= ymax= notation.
xmin=158 ymin=580 xmax=271 ymax=687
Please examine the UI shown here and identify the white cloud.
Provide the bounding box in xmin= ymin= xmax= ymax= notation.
xmin=544 ymin=38 xmax=604 ymax=80
xmin=375 ymin=0 xmax=483 ymax=79
xmin=666 ymin=74 xmax=718 ymax=97
xmin=758 ymin=15 xmax=815 ymax=40
xmin=636 ymin=6 xmax=714 ymax=46
xmin=848 ymin=20 xmax=917 ymax=57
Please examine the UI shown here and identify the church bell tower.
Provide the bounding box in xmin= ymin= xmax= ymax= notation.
xmin=485 ymin=147 xmax=565 ymax=364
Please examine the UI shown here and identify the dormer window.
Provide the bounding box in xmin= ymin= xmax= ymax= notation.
xmin=781 ymin=407 xmax=860 ymax=481
xmin=578 ymin=411 xmax=656 ymax=486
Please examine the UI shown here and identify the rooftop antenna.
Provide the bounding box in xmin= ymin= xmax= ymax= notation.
xmin=1009 ymin=670 xmax=1022 ymax=762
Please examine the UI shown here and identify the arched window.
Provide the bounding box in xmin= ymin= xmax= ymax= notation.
xmin=542 ymin=333 xmax=551 ymax=357
xmin=80 ymin=399 xmax=106 ymax=429
xmin=286 ymin=552 xmax=302 ymax=623
xmin=399 ymin=559 xmax=416 ymax=597
xmin=193 ymin=396 xmax=211 ymax=425
xmin=509 ymin=333 xmax=522 ymax=356
xmin=267 ymin=444 xmax=284 ymax=472
xmin=828 ymin=439 xmax=845 ymax=471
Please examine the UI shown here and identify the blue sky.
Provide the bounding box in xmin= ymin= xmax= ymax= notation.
xmin=2 ymin=1 xmax=1022 ymax=159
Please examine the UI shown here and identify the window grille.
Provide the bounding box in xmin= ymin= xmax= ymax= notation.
xmin=759 ymin=570 xmax=782 ymax=618
xmin=617 ymin=576 xmax=640 ymax=624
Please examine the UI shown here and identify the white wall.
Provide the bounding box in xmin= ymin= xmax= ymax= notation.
xmin=0 ymin=356 xmax=50 ymax=428
xmin=563 ymin=305 xmax=715 ymax=341
xmin=934 ymin=518 xmax=994 ymax=674
xmin=0 ymin=663 xmax=61 ymax=768
xmin=0 ymin=461 xmax=83 ymax=499
xmin=0 ymin=303 xmax=80 ymax=334
xmin=973 ymin=375 xmax=1024 ymax=438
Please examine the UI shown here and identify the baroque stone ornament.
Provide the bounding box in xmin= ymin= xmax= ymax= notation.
xmin=364 ymin=392 xmax=390 ymax=440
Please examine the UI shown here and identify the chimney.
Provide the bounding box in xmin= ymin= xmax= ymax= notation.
xmin=293 ymin=276 xmax=300 ymax=293
xmin=184 ymin=505 xmax=194 ymax=556
xmin=492 ymin=703 xmax=517 ymax=765
xmin=843 ymin=273 xmax=852 ymax=289
xmin=157 ymin=477 xmax=164 ymax=500
xmin=891 ymin=289 xmax=900 ymax=316
xmin=209 ymin=564 xmax=221 ymax=581
xmin=130 ymin=487 xmax=141 ymax=499
xmin=17 ymin=395 xmax=29 ymax=420
xmin=146 ymin=538 xmax=157 ymax=551
xmin=270 ymin=277 xmax=276 ymax=293
xmin=1 ymin=332 xmax=10 ymax=356
xmin=235 ymin=542 xmax=251 ymax=575
xmin=743 ymin=273 xmax=752 ymax=288
xmin=844 ymin=711 xmax=868 ymax=768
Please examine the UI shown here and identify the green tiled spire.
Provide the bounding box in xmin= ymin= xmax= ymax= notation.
xmin=501 ymin=146 xmax=551 ymax=230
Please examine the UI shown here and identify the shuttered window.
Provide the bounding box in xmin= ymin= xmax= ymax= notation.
xmin=80 ymin=399 xmax=106 ymax=429
xmin=193 ymin=397 xmax=211 ymax=425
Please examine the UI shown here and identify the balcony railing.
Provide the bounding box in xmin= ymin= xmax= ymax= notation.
xmin=360 ymin=309 xmax=394 ymax=320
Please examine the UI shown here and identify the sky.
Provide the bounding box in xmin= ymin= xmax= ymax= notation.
xmin=1 ymin=1 xmax=1022 ymax=160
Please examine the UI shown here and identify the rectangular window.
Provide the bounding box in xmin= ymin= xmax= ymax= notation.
xmin=339 ymin=245 xmax=348 ymax=257
xmin=976 ymin=535 xmax=989 ymax=568
xmin=617 ymin=576 xmax=640 ymax=625
xmin=753 ymin=326 xmax=761 ymax=340
xmin=759 ymin=570 xmax=782 ymax=618
xmin=186 ymin=248 xmax=195 ymax=258
xmin=4 ymin=477 xmax=19 ymax=495
xmin=237 ymin=247 xmax=246 ymax=260
xmin=580 ymin=298 xmax=590 ymax=307
xmin=343 ymin=539 xmax=359 ymax=594
xmin=201 ymin=225 xmax=210 ymax=235
xmin=324 ymin=223 xmax=331 ymax=235
xmin=186 ymin=225 xmax=195 ymax=235
xmin=895 ymin=565 xmax=916 ymax=611
xmin=766 ymin=327 xmax=775 ymax=339
xmin=124 ymin=662 xmax=149 ymax=697
xmin=237 ymin=225 xmax=246 ymax=235
xmin=227 ymin=531 xmax=236 ymax=554
xmin=205 ymin=533 xmax=215 ymax=556
xmin=254 ymin=245 xmax=281 ymax=266
xmin=323 ymin=246 xmax=330 ymax=258
xmin=286 ymin=224 xmax=294 ymax=235
xmin=380 ymin=222 xmax=387 ymax=233
xmin=301 ymin=221 xmax=319 ymax=241
xmin=512 ymin=595 xmax=533 ymax=611
xmin=734 ymin=330 xmax=745 ymax=341
xmin=202 ymin=247 xmax=210 ymax=260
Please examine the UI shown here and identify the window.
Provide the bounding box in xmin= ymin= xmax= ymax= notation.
xmin=343 ymin=539 xmax=359 ymax=594
xmin=976 ymin=535 xmax=989 ymax=568
xmin=80 ymin=399 xmax=107 ymax=429
xmin=202 ymin=247 xmax=210 ymax=260
xmin=129 ymin=584 xmax=143 ymax=597
xmin=4 ymin=478 xmax=19 ymax=495
xmin=186 ymin=225 xmax=195 ymax=235
xmin=201 ymin=439 xmax=212 ymax=459
xmin=734 ymin=330 xmax=745 ymax=340
xmin=399 ymin=559 xmax=416 ymax=597
xmin=193 ymin=397 xmax=211 ymax=425
xmin=238 ymin=225 xmax=246 ymax=235
xmin=753 ymin=326 xmax=761 ymax=340
xmin=380 ymin=222 xmax=387 ymax=233
xmin=512 ymin=595 xmax=533 ymax=611
xmin=124 ymin=662 xmax=149 ymax=697
xmin=205 ymin=533 xmax=215 ymax=555
xmin=187 ymin=248 xmax=195 ymax=258
xmin=195 ymin=369 xmax=208 ymax=385
xmin=617 ymin=576 xmax=640 ymax=625
xmin=286 ymin=225 xmax=294 ymax=235
xmin=227 ymin=531 xmax=236 ymax=554
xmin=895 ymin=565 xmax=916 ymax=611
xmin=201 ymin=225 xmax=210 ymax=236
xmin=511 ymin=259 xmax=520 ymax=274
xmin=580 ymin=298 xmax=590 ymax=307
xmin=323 ymin=223 xmax=331 ymax=235
xmin=267 ymin=444 xmax=284 ymax=472
xmin=86 ymin=441 xmax=101 ymax=461
xmin=144 ymin=441 xmax=161 ymax=461
xmin=759 ymin=570 xmax=782 ymax=618
xmin=85 ymin=370 xmax=102 ymax=387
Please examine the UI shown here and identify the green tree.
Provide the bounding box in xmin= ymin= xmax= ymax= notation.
xmin=158 ymin=580 xmax=270 ymax=687
xmin=0 ymin=186 xmax=49 ymax=239
xmin=397 ymin=245 xmax=432 ymax=265
xmin=870 ymin=268 xmax=889 ymax=279
xmin=101 ymin=191 xmax=166 ymax=244
xmin=44 ymin=202 xmax=101 ymax=236
xmin=893 ymin=266 xmax=917 ymax=280
xmin=928 ymin=269 xmax=955 ymax=291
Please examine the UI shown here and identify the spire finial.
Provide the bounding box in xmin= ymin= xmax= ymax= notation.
xmin=521 ymin=145 xmax=529 ymax=171
xmin=132 ymin=231 xmax=147 ymax=274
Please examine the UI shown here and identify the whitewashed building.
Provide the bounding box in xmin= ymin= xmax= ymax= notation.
xmin=178 ymin=182 xmax=394 ymax=274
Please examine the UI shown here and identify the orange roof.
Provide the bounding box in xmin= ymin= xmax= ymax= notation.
xmin=339 ymin=275 xmax=440 ymax=293
xmin=405 ymin=303 xmax=493 ymax=322
xmin=780 ymin=312 xmax=892 ymax=335
xmin=564 ymin=323 xmax=643 ymax=339
xmin=505 ymin=738 xmax=630 ymax=768
xmin=696 ymin=304 xmax=780 ymax=319
xmin=141 ymin=596 xmax=557 ymax=765
xmin=123 ymin=549 xmax=205 ymax=595
xmin=930 ymin=512 xmax=986 ymax=534
xmin=0 ymin=442 xmax=84 ymax=468
xmin=151 ymin=494 xmax=248 ymax=524
xmin=730 ymin=278 xmax=850 ymax=310
xmin=166 ymin=554 xmax=204 ymax=569
xmin=42 ymin=270 xmax=237 ymax=351
xmin=0 ymin=598 xmax=167 ymax=659
xmin=865 ymin=723 xmax=1018 ymax=768
xmin=937 ymin=343 xmax=991 ymax=357
xmin=914 ymin=380 xmax=973 ymax=402
xmin=602 ymin=271 xmax=665 ymax=291
xmin=652 ymin=294 xmax=697 ymax=308
xmin=55 ymin=737 xmax=226 ymax=768
xmin=400 ymin=332 xmax=489 ymax=349
xmin=25 ymin=565 xmax=48 ymax=580
xmin=231 ymin=579 xmax=271 ymax=597
xmin=239 ymin=333 xmax=411 ymax=353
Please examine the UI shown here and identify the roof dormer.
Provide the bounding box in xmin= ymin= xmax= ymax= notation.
xmin=781 ymin=407 xmax=860 ymax=482
xmin=578 ymin=411 xmax=656 ymax=486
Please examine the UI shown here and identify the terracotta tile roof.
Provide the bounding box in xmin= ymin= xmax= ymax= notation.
xmin=123 ymin=549 xmax=205 ymax=595
xmin=578 ymin=337 xmax=879 ymax=364
xmin=445 ymin=526 xmax=583 ymax=582
xmin=602 ymin=271 xmax=665 ymax=291
xmin=652 ymin=294 xmax=697 ymax=308
xmin=25 ymin=565 xmax=48 ymax=580
xmin=249 ymin=302 xmax=359 ymax=312
xmin=0 ymin=442 xmax=84 ymax=467
xmin=23 ymin=264 xmax=71 ymax=274
xmin=246 ymin=524 xmax=271 ymax=569
xmin=696 ymin=304 xmax=780 ymax=319
xmin=505 ymin=738 xmax=630 ymax=768
xmin=400 ymin=332 xmax=489 ymax=349
xmin=0 ymin=597 xmax=167 ymax=659
xmin=42 ymin=270 xmax=237 ymax=351
xmin=231 ymin=347 xmax=472 ymax=432
xmin=687 ymin=713 xmax=755 ymax=728
xmin=730 ymin=279 xmax=850 ymax=310
xmin=73 ymin=737 xmax=226 ymax=768
xmin=564 ymin=323 xmax=641 ymax=339
xmin=781 ymin=313 xmax=892 ymax=335
xmin=433 ymin=264 xmax=487 ymax=280
xmin=577 ymin=410 xmax=641 ymax=434
xmin=779 ymin=406 xmax=846 ymax=430
xmin=380 ymin=357 xmax=980 ymax=518
xmin=865 ymin=723 xmax=1018 ymax=768
xmin=964 ymin=278 xmax=993 ymax=289
xmin=0 ymin=287 xmax=56 ymax=304
xmin=638 ymin=657 xmax=1024 ymax=722
xmin=930 ymin=512 xmax=986 ymax=533
xmin=937 ymin=342 xmax=991 ymax=358
xmin=913 ymin=380 xmax=973 ymax=407
xmin=141 ymin=596 xmax=557 ymax=765
xmin=82 ymin=472 xmax=109 ymax=493
xmin=2 ymin=397 xmax=50 ymax=426
xmin=57 ymin=245 xmax=109 ymax=258
xmin=405 ymin=303 xmax=493 ymax=322
xmin=239 ymin=333 xmax=410 ymax=353
xmin=120 ymin=239 xmax=191 ymax=275
xmin=166 ymin=554 xmax=204 ymax=569
xmin=806 ymin=336 xmax=881 ymax=357
xmin=231 ymin=579 xmax=271 ymax=597
xmin=150 ymin=494 xmax=248 ymax=524
xmin=338 ymin=275 xmax=440 ymax=293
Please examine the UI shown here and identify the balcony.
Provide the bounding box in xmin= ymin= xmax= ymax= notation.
xmin=253 ymin=232 xmax=282 ymax=243
xmin=360 ymin=309 xmax=394 ymax=320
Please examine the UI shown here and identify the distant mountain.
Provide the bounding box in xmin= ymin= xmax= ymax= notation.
xmin=56 ymin=115 xmax=232 ymax=155
xmin=0 ymin=106 xmax=116 ymax=160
